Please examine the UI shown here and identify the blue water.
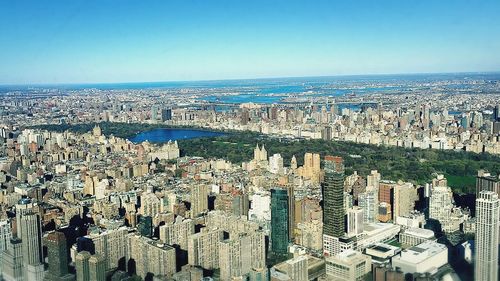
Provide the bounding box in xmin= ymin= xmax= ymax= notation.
xmin=4 ymin=72 xmax=499 ymax=92
xmin=129 ymin=128 xmax=225 ymax=143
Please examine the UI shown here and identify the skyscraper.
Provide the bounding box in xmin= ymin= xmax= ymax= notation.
xmin=219 ymin=231 xmax=265 ymax=280
xmin=271 ymin=188 xmax=289 ymax=255
xmin=379 ymin=181 xmax=395 ymax=219
xmin=151 ymin=105 xmax=159 ymax=121
xmin=188 ymin=229 xmax=224 ymax=270
xmin=322 ymin=156 xmax=346 ymax=257
xmin=476 ymin=170 xmax=500 ymax=196
xmin=159 ymin=216 xmax=195 ymax=250
xmin=190 ymin=184 xmax=208 ymax=217
xmin=475 ymin=191 xmax=499 ymax=281
xmin=161 ymin=108 xmax=172 ymax=121
xmin=323 ymin=156 xmax=345 ymax=238
xmin=1 ymin=238 xmax=24 ymax=281
xmin=494 ymin=104 xmax=500 ymax=121
xmin=88 ymin=255 xmax=106 ymax=281
xmin=0 ymin=220 xmax=11 ymax=253
xmin=44 ymin=231 xmax=74 ymax=281
xmin=80 ymin=227 xmax=128 ymax=271
xmin=16 ymin=203 xmax=44 ymax=281
xmin=75 ymin=251 xmax=91 ymax=281
xmin=346 ymin=206 xmax=364 ymax=237
xmin=128 ymin=234 xmax=177 ymax=279
xmin=429 ymin=176 xmax=462 ymax=233
xmin=392 ymin=182 xmax=417 ymax=219
xmin=358 ymin=186 xmax=378 ymax=223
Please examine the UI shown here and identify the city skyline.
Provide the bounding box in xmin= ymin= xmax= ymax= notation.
xmin=1 ymin=1 xmax=500 ymax=280
xmin=1 ymin=0 xmax=500 ymax=84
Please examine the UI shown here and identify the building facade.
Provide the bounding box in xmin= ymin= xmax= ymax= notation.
xmin=271 ymin=188 xmax=289 ymax=255
xmin=475 ymin=191 xmax=500 ymax=281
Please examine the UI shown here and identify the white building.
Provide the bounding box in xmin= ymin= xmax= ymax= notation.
xmin=392 ymin=241 xmax=448 ymax=275
xmin=429 ymin=176 xmax=464 ymax=233
xmin=475 ymin=191 xmax=499 ymax=281
xmin=358 ymin=186 xmax=378 ymax=223
xmin=356 ymin=223 xmax=401 ymax=250
xmin=399 ymin=228 xmax=435 ymax=247
xmin=347 ymin=207 xmax=364 ymax=237
xmin=248 ymin=193 xmax=271 ymax=222
xmin=268 ymin=153 xmax=284 ymax=174
xmin=395 ymin=211 xmax=425 ymax=229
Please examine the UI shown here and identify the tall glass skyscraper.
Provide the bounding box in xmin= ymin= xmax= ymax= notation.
xmin=323 ymin=156 xmax=345 ymax=238
xmin=271 ymin=188 xmax=289 ymax=255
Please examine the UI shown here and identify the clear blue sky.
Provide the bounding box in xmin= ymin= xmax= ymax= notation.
xmin=1 ymin=0 xmax=499 ymax=84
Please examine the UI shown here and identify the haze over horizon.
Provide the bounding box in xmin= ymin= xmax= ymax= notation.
xmin=1 ymin=0 xmax=500 ymax=84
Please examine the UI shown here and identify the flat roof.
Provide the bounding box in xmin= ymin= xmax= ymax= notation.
xmin=396 ymin=241 xmax=447 ymax=264
xmin=403 ymin=227 xmax=435 ymax=239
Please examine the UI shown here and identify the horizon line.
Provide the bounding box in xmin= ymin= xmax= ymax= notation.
xmin=2 ymin=70 xmax=500 ymax=88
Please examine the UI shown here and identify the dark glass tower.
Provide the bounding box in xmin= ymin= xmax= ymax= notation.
xmin=271 ymin=188 xmax=289 ymax=254
xmin=322 ymin=156 xmax=345 ymax=238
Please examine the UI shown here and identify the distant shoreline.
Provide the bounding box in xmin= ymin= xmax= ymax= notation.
xmin=3 ymin=71 xmax=500 ymax=90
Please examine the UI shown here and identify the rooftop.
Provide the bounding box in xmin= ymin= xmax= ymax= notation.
xmin=396 ymin=241 xmax=447 ymax=264
xmin=403 ymin=227 xmax=435 ymax=239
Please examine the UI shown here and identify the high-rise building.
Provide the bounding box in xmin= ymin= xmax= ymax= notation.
xmin=188 ymin=229 xmax=224 ymax=270
xmin=161 ymin=108 xmax=172 ymax=121
xmin=476 ymin=169 xmax=500 ymax=196
xmin=128 ymin=234 xmax=177 ymax=279
xmin=269 ymin=153 xmax=284 ymax=174
xmin=428 ymin=175 xmax=463 ymax=233
xmin=323 ymin=156 xmax=345 ymax=238
xmin=241 ymin=109 xmax=250 ymax=125
xmin=88 ymin=255 xmax=106 ymax=281
xmin=80 ymin=227 xmax=128 ymax=271
xmin=0 ymin=220 xmax=12 ymax=278
xmin=0 ymin=220 xmax=11 ymax=253
xmin=323 ymin=156 xmax=346 ymax=257
xmin=287 ymin=184 xmax=296 ymax=241
xmin=290 ymin=155 xmax=298 ymax=170
xmin=379 ymin=181 xmax=395 ymax=219
xmin=140 ymin=191 xmax=161 ymax=217
xmin=219 ymin=231 xmax=265 ymax=280
xmin=475 ymin=191 xmax=500 ymax=281
xmin=393 ymin=182 xmax=417 ymax=219
xmin=494 ymin=104 xmax=500 ymax=121
xmin=159 ymin=216 xmax=195 ymax=250
xmin=191 ymin=184 xmax=208 ymax=217
xmin=321 ymin=126 xmax=332 ymax=141
xmin=16 ymin=204 xmax=44 ymax=281
xmin=358 ymin=186 xmax=378 ymax=223
xmin=367 ymin=170 xmax=381 ymax=189
xmin=346 ymin=206 xmax=364 ymax=237
xmin=254 ymin=144 xmax=268 ymax=163
xmin=1 ymin=238 xmax=24 ymax=281
xmin=271 ymin=188 xmax=289 ymax=255
xmin=302 ymin=153 xmax=321 ymax=183
xmin=151 ymin=105 xmax=159 ymax=121
xmin=232 ymin=193 xmax=250 ymax=217
xmin=44 ymin=232 xmax=74 ymax=281
xmin=75 ymin=251 xmax=91 ymax=281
